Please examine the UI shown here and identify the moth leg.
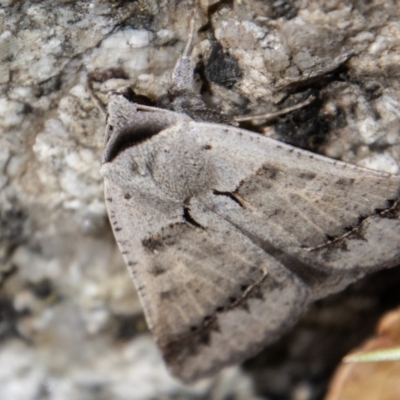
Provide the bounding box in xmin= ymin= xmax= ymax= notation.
xmin=235 ymin=95 xmax=316 ymax=122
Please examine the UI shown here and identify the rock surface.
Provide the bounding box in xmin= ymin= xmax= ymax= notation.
xmin=1 ymin=1 xmax=400 ymax=399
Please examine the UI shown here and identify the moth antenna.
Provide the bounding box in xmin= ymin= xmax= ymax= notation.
xmin=235 ymin=95 xmax=315 ymax=122
xmin=171 ymin=6 xmax=198 ymax=91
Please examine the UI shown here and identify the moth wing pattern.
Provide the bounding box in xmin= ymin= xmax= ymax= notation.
xmin=191 ymin=121 xmax=400 ymax=297
xmin=101 ymin=94 xmax=400 ymax=383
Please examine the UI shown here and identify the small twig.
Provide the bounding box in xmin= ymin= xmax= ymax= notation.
xmin=183 ymin=7 xmax=197 ymax=58
xmin=234 ymin=95 xmax=315 ymax=122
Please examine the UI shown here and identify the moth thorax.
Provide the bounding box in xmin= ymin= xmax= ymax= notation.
xmin=151 ymin=138 xmax=217 ymax=201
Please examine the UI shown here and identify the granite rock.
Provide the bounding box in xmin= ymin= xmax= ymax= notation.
xmin=1 ymin=1 xmax=400 ymax=399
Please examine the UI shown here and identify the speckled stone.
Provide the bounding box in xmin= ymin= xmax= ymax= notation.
xmin=1 ymin=1 xmax=400 ymax=399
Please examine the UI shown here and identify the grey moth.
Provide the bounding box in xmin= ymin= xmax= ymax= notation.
xmin=100 ymin=28 xmax=400 ymax=383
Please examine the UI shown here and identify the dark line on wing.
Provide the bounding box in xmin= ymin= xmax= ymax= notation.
xmin=182 ymin=206 xmax=205 ymax=229
xmin=223 ymin=219 xmax=329 ymax=286
xmin=213 ymin=190 xmax=245 ymax=208
xmin=306 ymin=197 xmax=400 ymax=252
xmin=160 ymin=268 xmax=269 ymax=370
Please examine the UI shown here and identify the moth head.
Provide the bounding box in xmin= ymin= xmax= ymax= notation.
xmin=103 ymin=121 xmax=170 ymax=165
xmin=102 ymin=93 xmax=190 ymax=165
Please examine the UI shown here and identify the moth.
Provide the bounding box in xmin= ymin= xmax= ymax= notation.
xmin=100 ymin=23 xmax=400 ymax=383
